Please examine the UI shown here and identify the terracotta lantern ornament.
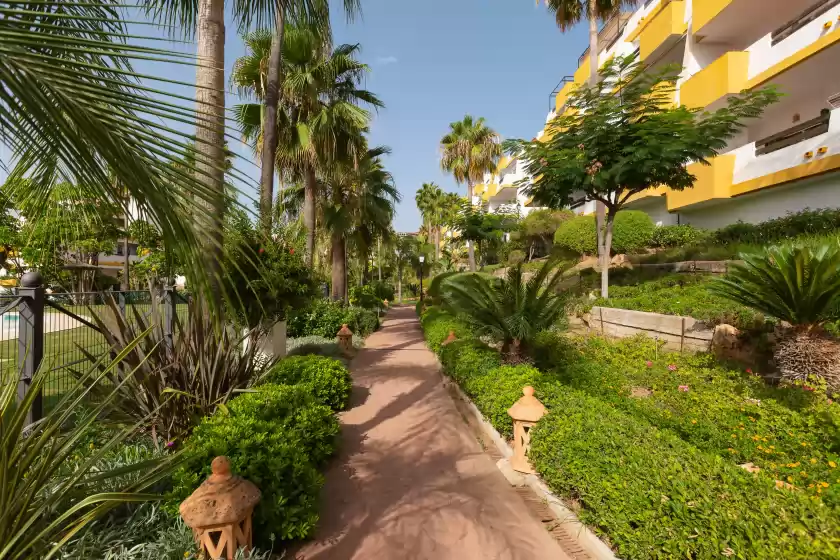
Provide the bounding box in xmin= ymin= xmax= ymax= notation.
xmin=507 ymin=386 xmax=547 ymax=474
xmin=337 ymin=324 xmax=355 ymax=358
xmin=441 ymin=330 xmax=458 ymax=346
xmin=180 ymin=456 xmax=261 ymax=560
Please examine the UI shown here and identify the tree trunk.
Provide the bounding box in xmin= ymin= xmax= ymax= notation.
xmin=602 ymin=209 xmax=615 ymax=299
xmin=397 ymin=266 xmax=402 ymax=304
xmin=330 ymin=232 xmax=345 ymax=302
xmin=258 ymin=6 xmax=286 ymax=236
xmin=588 ymin=0 xmax=609 ymax=298
xmin=466 ymin=180 xmax=477 ymax=272
xmin=194 ymin=0 xmax=225 ymax=310
xmin=435 ymin=227 xmax=440 ymax=260
xmin=377 ymin=238 xmax=382 ymax=281
xmin=303 ymin=164 xmax=317 ymax=268
xmin=121 ymin=213 xmax=129 ymax=292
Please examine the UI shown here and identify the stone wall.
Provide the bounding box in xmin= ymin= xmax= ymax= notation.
xmin=583 ymin=307 xmax=715 ymax=353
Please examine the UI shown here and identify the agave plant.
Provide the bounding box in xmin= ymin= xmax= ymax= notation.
xmin=441 ymin=259 xmax=569 ymax=360
xmin=78 ymin=295 xmax=279 ymax=446
xmin=0 ymin=337 xmax=179 ymax=559
xmin=709 ymin=240 xmax=840 ymax=391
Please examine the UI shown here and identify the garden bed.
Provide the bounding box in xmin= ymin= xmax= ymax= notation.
xmin=420 ymin=307 xmax=840 ymax=558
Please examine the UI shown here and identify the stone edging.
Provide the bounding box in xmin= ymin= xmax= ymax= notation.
xmin=441 ymin=370 xmax=618 ymax=560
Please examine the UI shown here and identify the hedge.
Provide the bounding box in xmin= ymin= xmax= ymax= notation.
xmin=713 ymin=208 xmax=840 ymax=246
xmin=287 ymin=299 xmax=379 ymax=338
xmin=265 ymin=355 xmax=352 ymax=412
xmin=419 ymin=308 xmax=840 ymax=559
xmin=650 ymin=224 xmax=708 ymax=248
xmin=553 ymin=211 xmax=655 ymax=256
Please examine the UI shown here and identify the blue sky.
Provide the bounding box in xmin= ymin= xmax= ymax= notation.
xmin=326 ymin=0 xmax=589 ymax=232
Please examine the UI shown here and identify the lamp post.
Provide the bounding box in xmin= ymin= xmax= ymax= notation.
xmin=419 ymin=255 xmax=425 ymax=303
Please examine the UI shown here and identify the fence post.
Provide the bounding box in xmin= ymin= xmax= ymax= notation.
xmin=118 ymin=290 xmax=126 ymax=318
xmin=18 ymin=270 xmax=44 ymax=424
xmin=163 ymin=283 xmax=176 ymax=352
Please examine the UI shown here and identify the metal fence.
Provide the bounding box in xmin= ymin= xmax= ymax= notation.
xmin=3 ymin=271 xmax=189 ymax=422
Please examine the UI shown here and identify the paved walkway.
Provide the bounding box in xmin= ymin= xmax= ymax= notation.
xmin=295 ymin=306 xmax=570 ymax=560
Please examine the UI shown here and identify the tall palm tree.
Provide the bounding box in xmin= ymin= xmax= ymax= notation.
xmin=440 ymin=116 xmax=501 ymax=272
xmin=540 ymin=0 xmax=640 ymax=297
xmin=415 ymin=182 xmax=444 ymax=260
xmin=233 ymin=23 xmax=381 ymax=267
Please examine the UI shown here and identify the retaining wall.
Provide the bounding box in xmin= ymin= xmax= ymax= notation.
xmin=584 ymin=307 xmax=715 ymax=352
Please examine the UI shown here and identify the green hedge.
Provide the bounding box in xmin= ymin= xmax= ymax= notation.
xmin=419 ymin=308 xmax=840 ymax=558
xmin=650 ymin=224 xmax=708 ymax=248
xmin=265 ymin=355 xmax=352 ymax=412
xmin=287 ymin=299 xmax=379 ymax=338
xmin=419 ymin=305 xmax=477 ymax=353
xmin=713 ymin=208 xmax=840 ymax=245
xmin=171 ymin=383 xmax=339 ymax=544
xmin=553 ymin=211 xmax=655 ymax=256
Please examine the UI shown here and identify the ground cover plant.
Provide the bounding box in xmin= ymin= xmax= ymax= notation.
xmin=419 ymin=306 xmax=840 ymax=558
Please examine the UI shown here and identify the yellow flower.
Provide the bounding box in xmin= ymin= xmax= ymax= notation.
xmin=757 ymin=445 xmax=763 ymax=450
xmin=787 ymin=476 xmax=794 ymax=483
xmin=801 ymin=471 xmax=808 ymax=478
xmin=184 ymin=553 xmax=190 ymax=559
xmin=801 ymin=442 xmax=809 ymax=447
xmin=691 ymin=419 xmax=697 ymax=424
xmin=808 ymin=484 xmax=815 ymax=489
xmin=810 ymin=458 xmax=818 ymax=464
xmin=89 ymin=443 xmax=95 ymax=450
xmin=821 ymin=482 xmax=830 ymax=488
xmin=830 ymin=461 xmax=837 ymax=468
xmin=731 ymin=434 xmax=737 ymax=439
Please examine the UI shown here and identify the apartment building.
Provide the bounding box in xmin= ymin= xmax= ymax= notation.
xmin=472 ymin=155 xmax=546 ymax=216
xmin=531 ymin=0 xmax=840 ymax=228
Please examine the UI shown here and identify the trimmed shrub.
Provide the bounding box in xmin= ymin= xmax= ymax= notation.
xmin=553 ymin=215 xmax=597 ymax=256
xmin=287 ymin=299 xmax=378 ymax=338
xmin=554 ymin=211 xmax=655 ymax=256
xmin=350 ymin=285 xmax=380 ymax=310
xmin=713 ymin=208 xmax=840 ymax=246
xmin=507 ymin=250 xmax=526 ymax=264
xmin=171 ymin=384 xmax=339 ymax=543
xmin=264 ymin=356 xmax=352 ymax=412
xmin=650 ymin=224 xmax=708 ymax=248
xmin=610 ymin=211 xmax=655 ymax=254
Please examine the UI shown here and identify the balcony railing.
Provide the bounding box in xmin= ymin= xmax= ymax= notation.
xmin=771 ymin=0 xmax=840 ymax=46
xmin=577 ymin=12 xmax=634 ymax=67
xmin=549 ymin=76 xmax=574 ymax=111
xmin=755 ymin=110 xmax=831 ymax=156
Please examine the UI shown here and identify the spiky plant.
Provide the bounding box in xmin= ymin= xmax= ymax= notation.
xmin=441 ymin=259 xmax=569 ymax=360
xmin=709 ymin=240 xmax=840 ymax=392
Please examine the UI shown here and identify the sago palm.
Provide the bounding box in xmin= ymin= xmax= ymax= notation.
xmin=441 ymin=259 xmax=568 ymax=360
xmin=709 ymin=240 xmax=840 ymax=392
xmin=440 ymin=116 xmax=501 ymax=272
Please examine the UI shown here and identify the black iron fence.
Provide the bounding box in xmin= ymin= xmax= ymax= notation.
xmin=4 ymin=271 xmax=189 ymax=423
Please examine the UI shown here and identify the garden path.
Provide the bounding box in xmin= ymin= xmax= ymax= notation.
xmin=295 ymin=306 xmax=570 ymax=560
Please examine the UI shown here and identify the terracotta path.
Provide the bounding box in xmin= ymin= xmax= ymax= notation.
xmin=295 ymin=306 xmax=570 ymax=560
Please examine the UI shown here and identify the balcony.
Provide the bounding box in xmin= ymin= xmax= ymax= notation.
xmin=667 ymin=156 xmax=737 ymax=210
xmin=693 ymin=0 xmax=828 ymax=48
xmin=549 ymin=76 xmax=575 ymax=113
xmin=680 ymin=51 xmax=749 ymax=109
xmin=755 ymin=111 xmax=831 ymax=156
xmin=638 ymin=0 xmax=687 ymax=61
xmin=772 ymin=0 xmax=840 ymax=46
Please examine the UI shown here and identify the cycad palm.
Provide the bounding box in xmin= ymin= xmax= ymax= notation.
xmin=440 ymin=115 xmax=501 ymax=272
xmin=441 ymin=260 xmax=568 ymax=360
xmin=232 ymin=23 xmax=381 ymax=267
xmin=709 ymin=241 xmax=840 ymax=391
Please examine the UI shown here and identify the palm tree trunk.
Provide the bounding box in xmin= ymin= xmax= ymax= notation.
xmin=587 ymin=0 xmax=608 ymax=299
xmin=377 ymin=238 xmax=382 ymax=281
xmin=195 ymin=0 xmax=226 ymax=310
xmin=258 ymin=5 xmax=286 ymax=236
xmin=330 ymin=232 xmax=345 ymax=302
xmin=303 ymin=164 xmax=317 ymax=268
xmin=435 ymin=227 xmax=441 ymax=260
xmin=121 ymin=210 xmax=129 ymax=292
xmin=397 ymin=265 xmax=402 ymax=304
xmin=466 ymin=180 xmax=477 ymax=272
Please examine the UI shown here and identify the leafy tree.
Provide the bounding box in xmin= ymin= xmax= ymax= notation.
xmin=415 ymin=182 xmax=445 ymax=260
xmin=441 ymin=260 xmax=568 ymax=361
xmin=440 ymin=116 xmax=502 ymax=272
xmin=507 ymin=56 xmax=779 ymax=297
xmin=455 ymin=206 xmax=517 ymax=267
xmin=520 ymin=209 xmax=574 ymax=260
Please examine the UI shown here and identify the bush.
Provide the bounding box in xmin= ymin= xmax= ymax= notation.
xmin=610 ymin=211 xmax=655 ymax=254
xmin=554 ymin=211 xmax=655 ymax=256
xmin=264 ymin=356 xmax=352 ymax=412
xmin=369 ymin=280 xmax=395 ymax=303
xmin=350 ymin=285 xmax=381 ymax=310
xmin=507 ymin=249 xmax=525 ymax=264
xmin=650 ymin=224 xmax=708 ymax=248
xmin=171 ymin=384 xmax=339 ymax=544
xmin=287 ymin=299 xmax=379 ymax=338
xmin=553 ymin=215 xmax=597 ymax=256
xmin=419 ymin=306 xmax=475 ymax=352
xmin=713 ymin=208 xmax=840 ymax=246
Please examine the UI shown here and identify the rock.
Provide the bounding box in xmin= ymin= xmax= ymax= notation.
xmin=630 ymin=387 xmax=652 ymax=399
xmin=712 ymin=324 xmax=741 ymax=360
xmin=610 ymin=254 xmax=631 ymax=267
xmin=739 ymin=462 xmax=761 ymax=474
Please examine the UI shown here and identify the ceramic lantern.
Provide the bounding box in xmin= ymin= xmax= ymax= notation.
xmin=441 ymin=330 xmax=458 ymax=346
xmin=507 ymin=386 xmax=547 ymax=474
xmin=337 ymin=323 xmax=355 ymax=358
xmin=180 ymin=456 xmax=260 ymax=560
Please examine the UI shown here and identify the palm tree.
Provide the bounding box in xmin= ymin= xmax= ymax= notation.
xmin=540 ymin=0 xmax=640 ymax=297
xmin=416 ymin=182 xmax=445 ymax=260
xmin=440 ymin=116 xmax=501 ymax=272
xmin=441 ymin=259 xmax=569 ymax=361
xmin=233 ymin=23 xmax=381 ymax=268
